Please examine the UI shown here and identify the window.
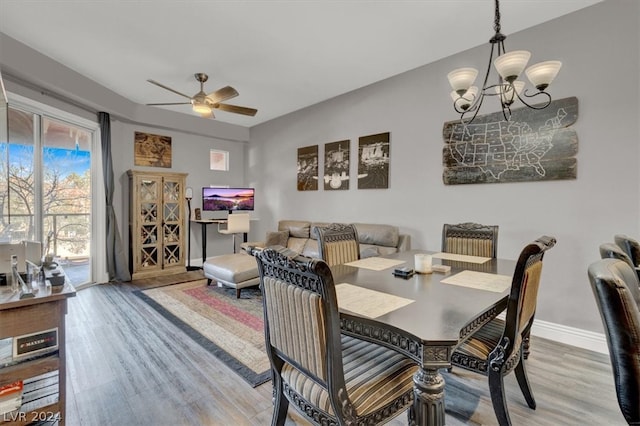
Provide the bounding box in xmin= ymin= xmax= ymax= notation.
xmin=3 ymin=94 xmax=103 ymax=286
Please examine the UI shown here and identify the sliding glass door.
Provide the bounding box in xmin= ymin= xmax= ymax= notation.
xmin=2 ymin=105 xmax=94 ymax=285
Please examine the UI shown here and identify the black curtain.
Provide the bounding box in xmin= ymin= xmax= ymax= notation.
xmin=99 ymin=112 xmax=131 ymax=282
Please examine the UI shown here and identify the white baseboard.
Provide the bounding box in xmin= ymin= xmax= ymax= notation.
xmin=530 ymin=319 xmax=608 ymax=355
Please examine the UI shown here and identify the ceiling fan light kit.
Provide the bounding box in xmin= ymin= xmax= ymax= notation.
xmin=447 ymin=0 xmax=562 ymax=123
xmin=146 ymin=73 xmax=257 ymax=119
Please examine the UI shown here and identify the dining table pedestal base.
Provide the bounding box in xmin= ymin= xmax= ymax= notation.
xmin=412 ymin=368 xmax=446 ymax=426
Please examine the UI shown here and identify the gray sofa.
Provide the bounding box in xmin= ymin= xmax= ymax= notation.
xmin=206 ymin=219 xmax=410 ymax=297
xmin=244 ymin=219 xmax=411 ymax=258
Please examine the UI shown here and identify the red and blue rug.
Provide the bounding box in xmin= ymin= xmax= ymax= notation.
xmin=135 ymin=280 xmax=270 ymax=387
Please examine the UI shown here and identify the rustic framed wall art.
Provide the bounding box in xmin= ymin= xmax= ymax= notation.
xmin=134 ymin=131 xmax=172 ymax=168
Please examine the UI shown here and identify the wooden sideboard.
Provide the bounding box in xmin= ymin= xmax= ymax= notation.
xmin=0 ymin=279 xmax=76 ymax=425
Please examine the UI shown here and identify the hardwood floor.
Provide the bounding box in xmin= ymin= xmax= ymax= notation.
xmin=63 ymin=281 xmax=625 ymax=425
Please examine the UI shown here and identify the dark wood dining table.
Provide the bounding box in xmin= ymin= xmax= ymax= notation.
xmin=331 ymin=249 xmax=517 ymax=426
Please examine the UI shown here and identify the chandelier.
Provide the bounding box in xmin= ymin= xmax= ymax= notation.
xmin=447 ymin=0 xmax=562 ymax=124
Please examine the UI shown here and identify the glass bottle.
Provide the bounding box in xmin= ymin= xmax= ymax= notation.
xmin=10 ymin=255 xmax=18 ymax=293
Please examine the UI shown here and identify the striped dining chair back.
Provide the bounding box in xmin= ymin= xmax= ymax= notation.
xmin=315 ymin=223 xmax=360 ymax=266
xmin=252 ymin=246 xmax=417 ymax=425
xmin=451 ymin=235 xmax=556 ymax=426
xmin=442 ymin=222 xmax=499 ymax=258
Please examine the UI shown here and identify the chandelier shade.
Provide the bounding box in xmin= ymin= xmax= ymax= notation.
xmin=451 ymin=86 xmax=479 ymax=111
xmin=447 ymin=68 xmax=479 ymax=95
xmin=495 ymin=80 xmax=525 ymax=106
xmin=493 ymin=50 xmax=531 ymax=82
xmin=525 ymin=61 xmax=562 ymax=90
xmin=448 ymin=0 xmax=562 ymax=123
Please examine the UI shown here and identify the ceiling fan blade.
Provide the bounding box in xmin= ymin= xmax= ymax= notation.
xmin=147 ymin=102 xmax=191 ymax=106
xmin=206 ymin=86 xmax=238 ymax=104
xmin=215 ymin=103 xmax=258 ymax=116
xmin=147 ymin=79 xmax=192 ymax=99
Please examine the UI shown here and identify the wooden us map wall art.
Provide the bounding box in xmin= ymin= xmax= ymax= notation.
xmin=442 ymin=97 xmax=578 ymax=185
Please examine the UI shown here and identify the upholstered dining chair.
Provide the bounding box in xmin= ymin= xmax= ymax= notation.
xmin=217 ymin=213 xmax=250 ymax=253
xmin=442 ymin=222 xmax=499 ymax=258
xmin=599 ymin=242 xmax=636 ymax=271
xmin=253 ymin=246 xmax=417 ymax=425
xmin=588 ymin=258 xmax=640 ymax=425
xmin=450 ymin=235 xmax=556 ymax=426
xmin=315 ymin=223 xmax=360 ymax=266
xmin=614 ymin=234 xmax=640 ymax=280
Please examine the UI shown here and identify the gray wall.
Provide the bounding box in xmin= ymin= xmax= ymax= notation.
xmin=247 ymin=0 xmax=640 ymax=334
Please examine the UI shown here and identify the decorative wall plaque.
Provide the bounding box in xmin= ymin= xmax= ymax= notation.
xmin=324 ymin=139 xmax=350 ymax=190
xmin=297 ymin=145 xmax=318 ymax=191
xmin=442 ymin=97 xmax=578 ymax=185
xmin=358 ymin=132 xmax=390 ymax=189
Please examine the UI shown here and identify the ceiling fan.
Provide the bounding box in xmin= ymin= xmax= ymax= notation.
xmin=146 ymin=73 xmax=257 ymax=119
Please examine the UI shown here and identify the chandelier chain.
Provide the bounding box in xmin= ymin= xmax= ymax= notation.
xmin=493 ymin=0 xmax=501 ymax=35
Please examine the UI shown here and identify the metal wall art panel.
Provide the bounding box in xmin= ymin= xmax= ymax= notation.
xmin=358 ymin=132 xmax=390 ymax=189
xmin=442 ymin=97 xmax=578 ymax=185
xmin=297 ymin=144 xmax=319 ymax=191
xmin=324 ymin=139 xmax=350 ymax=190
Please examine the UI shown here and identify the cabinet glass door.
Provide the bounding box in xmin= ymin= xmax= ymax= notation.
xmin=139 ymin=178 xmax=160 ymax=269
xmin=162 ymin=178 xmax=182 ymax=266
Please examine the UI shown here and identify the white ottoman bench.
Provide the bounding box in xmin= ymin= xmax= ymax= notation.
xmin=203 ymin=253 xmax=260 ymax=298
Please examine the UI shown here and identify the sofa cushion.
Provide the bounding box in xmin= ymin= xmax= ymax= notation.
xmin=279 ymin=220 xmax=311 ymax=238
xmin=359 ymin=245 xmax=380 ymax=259
xmin=287 ymin=237 xmax=308 ymax=254
xmin=265 ymin=230 xmax=289 ymax=247
xmin=302 ymin=239 xmax=320 ymax=259
xmin=354 ymin=223 xmax=399 ymax=248
xmin=376 ymin=246 xmax=399 ymax=257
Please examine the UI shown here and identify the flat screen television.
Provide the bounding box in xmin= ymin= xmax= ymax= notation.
xmin=202 ymin=187 xmax=255 ymax=212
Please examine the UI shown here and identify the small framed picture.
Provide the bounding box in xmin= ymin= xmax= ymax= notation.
xmin=210 ymin=149 xmax=229 ymax=171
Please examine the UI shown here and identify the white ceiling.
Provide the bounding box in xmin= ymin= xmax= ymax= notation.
xmin=0 ymin=0 xmax=601 ymax=128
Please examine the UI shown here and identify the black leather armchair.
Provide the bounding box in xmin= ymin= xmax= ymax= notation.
xmin=588 ymin=258 xmax=640 ymax=425
xmin=599 ymin=242 xmax=636 ymax=270
xmin=615 ymin=234 xmax=640 ymax=280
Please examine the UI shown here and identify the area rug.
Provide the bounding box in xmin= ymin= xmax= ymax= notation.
xmin=134 ymin=280 xmax=270 ymax=387
xmin=129 ymin=270 xmax=205 ymax=289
